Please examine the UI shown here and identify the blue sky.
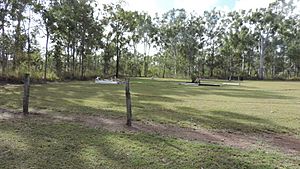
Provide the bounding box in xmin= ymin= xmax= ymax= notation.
xmin=217 ymin=0 xmax=236 ymax=9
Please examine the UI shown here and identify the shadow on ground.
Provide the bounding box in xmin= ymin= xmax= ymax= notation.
xmin=1 ymin=116 xmax=295 ymax=169
xmin=0 ymin=79 xmax=298 ymax=136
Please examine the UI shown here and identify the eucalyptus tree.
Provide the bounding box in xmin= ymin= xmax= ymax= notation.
xmin=192 ymin=15 xmax=206 ymax=77
xmin=250 ymin=7 xmax=280 ymax=79
xmin=102 ymin=3 xmax=117 ymax=76
xmin=287 ymin=31 xmax=300 ymax=77
xmin=203 ymin=9 xmax=223 ymax=77
xmin=158 ymin=9 xmax=187 ymax=77
xmin=179 ymin=13 xmax=205 ymax=77
xmin=269 ymin=0 xmax=300 ymax=77
xmin=39 ymin=2 xmax=54 ymax=80
xmin=127 ymin=11 xmax=141 ymax=76
xmin=101 ymin=30 xmax=115 ymax=76
xmin=221 ymin=10 xmax=255 ymax=79
xmin=103 ymin=3 xmax=136 ymax=78
xmin=46 ymin=0 xmax=101 ymax=79
xmin=0 ymin=0 xmax=12 ymax=74
xmin=282 ymin=14 xmax=300 ymax=77
xmin=46 ymin=0 xmax=69 ymax=77
xmin=154 ymin=48 xmax=174 ymax=78
xmin=10 ymin=0 xmax=28 ymax=70
xmin=2 ymin=0 xmax=41 ymax=73
xmin=122 ymin=11 xmax=145 ymax=76
xmin=1 ymin=0 xmax=299 ymax=81
xmin=138 ymin=12 xmax=156 ymax=77
xmin=77 ymin=0 xmax=101 ymax=79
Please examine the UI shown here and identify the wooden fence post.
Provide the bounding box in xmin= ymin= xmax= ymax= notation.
xmin=125 ymin=78 xmax=132 ymax=126
xmin=23 ymin=73 xmax=30 ymax=115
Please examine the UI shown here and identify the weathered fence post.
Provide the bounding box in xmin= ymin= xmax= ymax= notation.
xmin=125 ymin=78 xmax=132 ymax=126
xmin=23 ymin=73 xmax=30 ymax=115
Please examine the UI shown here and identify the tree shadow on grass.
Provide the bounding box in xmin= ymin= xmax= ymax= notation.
xmin=0 ymin=80 xmax=297 ymax=136
xmin=123 ymin=133 xmax=284 ymax=169
xmin=0 ymin=79 xmax=295 ymax=115
xmin=131 ymin=102 xmax=293 ymax=135
xmin=20 ymin=82 xmax=180 ymax=118
xmin=0 ymin=119 xmax=131 ymax=169
xmin=0 ymin=117 xmax=290 ymax=169
xmin=158 ymin=86 xmax=294 ymax=100
xmin=131 ymin=78 xmax=295 ymax=99
xmin=175 ymin=106 xmax=293 ymax=134
xmin=203 ymin=88 xmax=293 ymax=99
xmin=27 ymin=82 xmax=295 ymax=135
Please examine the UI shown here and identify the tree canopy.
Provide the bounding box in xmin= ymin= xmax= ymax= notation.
xmin=0 ymin=0 xmax=299 ymax=81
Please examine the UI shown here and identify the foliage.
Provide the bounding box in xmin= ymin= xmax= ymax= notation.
xmin=0 ymin=0 xmax=300 ymax=80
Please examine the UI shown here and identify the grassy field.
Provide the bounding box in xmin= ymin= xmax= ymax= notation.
xmin=1 ymin=78 xmax=300 ymax=168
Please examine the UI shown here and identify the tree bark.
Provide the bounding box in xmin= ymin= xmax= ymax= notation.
xmin=1 ymin=21 xmax=5 ymax=75
xmin=27 ymin=11 xmax=31 ymax=72
xmin=116 ymin=31 xmax=120 ymax=78
xmin=0 ymin=2 xmax=9 ymax=75
xmin=80 ymin=45 xmax=85 ymax=79
xmin=143 ymin=56 xmax=148 ymax=77
xmin=23 ymin=73 xmax=30 ymax=115
xmin=125 ymin=78 xmax=132 ymax=126
xmin=44 ymin=29 xmax=49 ymax=81
xmin=67 ymin=31 xmax=71 ymax=73
xmin=143 ymin=41 xmax=150 ymax=77
xmin=13 ymin=10 xmax=23 ymax=71
xmin=1 ymin=3 xmax=8 ymax=75
xmin=259 ymin=36 xmax=265 ymax=80
xmin=71 ymin=42 xmax=76 ymax=79
xmin=174 ymin=46 xmax=177 ymax=77
xmin=80 ymin=30 xmax=85 ymax=80
xmin=162 ymin=64 xmax=166 ymax=78
xmin=210 ymin=41 xmax=215 ymax=77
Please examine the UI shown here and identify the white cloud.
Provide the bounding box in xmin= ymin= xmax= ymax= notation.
xmin=216 ymin=5 xmax=231 ymax=13
xmin=173 ymin=0 xmax=218 ymax=14
xmin=295 ymin=0 xmax=300 ymax=14
xmin=97 ymin=0 xmax=233 ymax=16
xmin=234 ymin=0 xmax=276 ymax=10
xmin=124 ymin=0 xmax=163 ymax=16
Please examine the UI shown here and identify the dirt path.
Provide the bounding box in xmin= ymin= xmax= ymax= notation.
xmin=72 ymin=115 xmax=300 ymax=155
xmin=1 ymin=108 xmax=299 ymax=155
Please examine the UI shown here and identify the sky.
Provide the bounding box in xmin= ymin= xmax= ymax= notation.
xmin=37 ymin=0 xmax=300 ymax=54
xmin=96 ymin=0 xmax=299 ymax=55
xmin=99 ymin=0 xmax=285 ymax=16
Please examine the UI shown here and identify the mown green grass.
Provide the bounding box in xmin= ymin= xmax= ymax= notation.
xmin=1 ymin=78 xmax=300 ymax=168
xmin=0 ymin=118 xmax=299 ymax=169
xmin=1 ymin=78 xmax=300 ymax=135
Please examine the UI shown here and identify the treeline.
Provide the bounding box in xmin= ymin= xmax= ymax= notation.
xmin=0 ymin=0 xmax=299 ymax=81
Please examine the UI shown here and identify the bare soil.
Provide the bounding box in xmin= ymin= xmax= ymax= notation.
xmin=1 ymin=108 xmax=299 ymax=155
